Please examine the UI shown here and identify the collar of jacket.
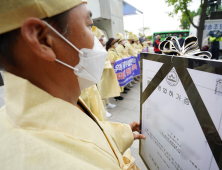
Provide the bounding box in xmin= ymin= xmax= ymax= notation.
xmin=109 ymin=48 xmax=119 ymax=56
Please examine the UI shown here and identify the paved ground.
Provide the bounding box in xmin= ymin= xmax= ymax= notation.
xmin=107 ymin=82 xmax=147 ymax=170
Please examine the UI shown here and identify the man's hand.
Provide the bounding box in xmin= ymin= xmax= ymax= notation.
xmin=129 ymin=121 xmax=146 ymax=140
xmin=110 ymin=60 xmax=115 ymax=64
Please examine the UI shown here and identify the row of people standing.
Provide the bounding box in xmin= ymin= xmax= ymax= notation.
xmin=80 ymin=26 xmax=150 ymax=120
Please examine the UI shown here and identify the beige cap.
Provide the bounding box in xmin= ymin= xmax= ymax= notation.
xmin=134 ymin=34 xmax=139 ymax=41
xmin=0 ymin=0 xmax=87 ymax=34
xmin=128 ymin=32 xmax=134 ymax=40
xmin=117 ymin=33 xmax=124 ymax=41
xmin=92 ymin=26 xmax=104 ymax=39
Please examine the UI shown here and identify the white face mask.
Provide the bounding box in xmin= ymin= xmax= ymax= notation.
xmin=102 ymin=37 xmax=108 ymax=44
xmin=43 ymin=21 xmax=107 ymax=91
xmin=122 ymin=41 xmax=127 ymax=45
xmin=114 ymin=42 xmax=119 ymax=48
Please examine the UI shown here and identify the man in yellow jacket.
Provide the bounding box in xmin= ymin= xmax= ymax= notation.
xmin=116 ymin=33 xmax=133 ymax=91
xmin=124 ymin=32 xmax=140 ymax=86
xmin=116 ymin=33 xmax=131 ymax=58
xmin=0 ymin=1 xmax=145 ymax=170
xmin=92 ymin=26 xmax=108 ymax=46
xmin=81 ymin=26 xmax=119 ymax=118
xmin=132 ymin=34 xmax=142 ymax=53
xmin=125 ymin=32 xmax=138 ymax=57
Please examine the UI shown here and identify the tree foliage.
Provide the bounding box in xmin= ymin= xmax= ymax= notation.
xmin=165 ymin=0 xmax=208 ymax=48
xmin=180 ymin=6 xmax=222 ymax=30
xmin=124 ymin=30 xmax=130 ymax=39
xmin=147 ymin=35 xmax=153 ymax=40
xmin=180 ymin=8 xmax=202 ymax=30
xmin=138 ymin=27 xmax=150 ymax=35
xmin=166 ymin=0 xmax=200 ymax=29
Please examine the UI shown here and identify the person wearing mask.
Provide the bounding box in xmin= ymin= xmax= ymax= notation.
xmin=178 ymin=33 xmax=185 ymax=47
xmin=106 ymin=38 xmax=125 ymax=101
xmin=210 ymin=33 xmax=222 ymax=60
xmin=80 ymin=26 xmax=119 ymax=118
xmin=139 ymin=33 xmax=145 ymax=43
xmin=116 ymin=33 xmax=130 ymax=58
xmin=154 ymin=35 xmax=162 ymax=54
xmin=132 ymin=34 xmax=142 ymax=54
xmin=138 ymin=39 xmax=144 ymax=50
xmin=92 ymin=26 xmax=108 ymax=46
xmin=125 ymin=32 xmax=139 ymax=58
xmin=131 ymin=34 xmax=142 ymax=82
xmin=153 ymin=35 xmax=157 ymax=47
xmin=0 ymin=1 xmax=146 ymax=169
xmin=116 ymin=33 xmax=131 ymax=92
xmin=142 ymin=37 xmax=149 ymax=49
xmin=125 ymin=32 xmax=138 ymax=85
xmin=125 ymin=32 xmax=139 ymax=86
xmin=92 ymin=26 xmax=119 ymax=115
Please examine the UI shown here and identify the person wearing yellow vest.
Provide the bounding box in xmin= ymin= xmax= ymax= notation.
xmin=132 ymin=34 xmax=141 ymax=82
xmin=132 ymin=34 xmax=142 ymax=53
xmin=116 ymin=33 xmax=131 ymax=58
xmin=138 ymin=41 xmax=144 ymax=50
xmin=142 ymin=38 xmax=149 ymax=49
xmin=125 ymin=32 xmax=138 ymax=57
xmin=80 ymin=26 xmax=110 ymax=119
xmin=0 ymin=1 xmax=146 ymax=169
xmin=142 ymin=36 xmax=152 ymax=52
xmin=80 ymin=85 xmax=107 ymax=121
xmin=106 ymin=38 xmax=127 ymax=100
xmin=80 ymin=27 xmax=109 ymax=119
xmin=92 ymin=26 xmax=121 ymax=117
xmin=92 ymin=26 xmax=108 ymax=46
xmin=124 ymin=32 xmax=139 ymax=86
xmin=210 ymin=35 xmax=222 ymax=60
xmin=116 ymin=33 xmax=131 ymax=92
xmin=138 ymin=33 xmax=145 ymax=50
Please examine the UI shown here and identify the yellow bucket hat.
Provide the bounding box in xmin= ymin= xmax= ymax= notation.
xmin=92 ymin=26 xmax=104 ymax=39
xmin=117 ymin=33 xmax=124 ymax=41
xmin=134 ymin=34 xmax=139 ymax=41
xmin=139 ymin=33 xmax=143 ymax=37
xmin=0 ymin=0 xmax=87 ymax=34
xmin=128 ymin=32 xmax=134 ymax=40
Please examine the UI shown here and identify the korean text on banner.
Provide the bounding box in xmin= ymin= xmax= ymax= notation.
xmin=113 ymin=56 xmax=140 ymax=87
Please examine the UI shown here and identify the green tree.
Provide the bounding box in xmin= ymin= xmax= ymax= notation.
xmin=166 ymin=0 xmax=208 ymax=48
xmin=180 ymin=8 xmax=201 ymax=30
xmin=124 ymin=30 xmax=130 ymax=39
xmin=147 ymin=35 xmax=153 ymax=40
xmin=180 ymin=6 xmax=222 ymax=30
xmin=138 ymin=27 xmax=150 ymax=35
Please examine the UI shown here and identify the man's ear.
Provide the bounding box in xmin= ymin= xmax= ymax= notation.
xmin=21 ymin=18 xmax=56 ymax=61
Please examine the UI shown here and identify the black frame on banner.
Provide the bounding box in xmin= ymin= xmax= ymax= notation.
xmin=139 ymin=52 xmax=222 ymax=170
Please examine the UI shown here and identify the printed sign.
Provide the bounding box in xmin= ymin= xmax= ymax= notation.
xmin=140 ymin=53 xmax=222 ymax=170
xmin=202 ymin=20 xmax=222 ymax=50
xmin=113 ymin=56 xmax=140 ymax=87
